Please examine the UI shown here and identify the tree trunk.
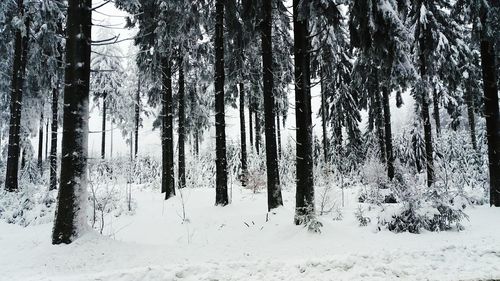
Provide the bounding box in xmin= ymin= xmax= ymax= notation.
xmin=45 ymin=121 xmax=49 ymax=160
xmin=419 ymin=29 xmax=435 ymax=188
xmin=261 ymin=0 xmax=283 ymax=211
xmin=178 ymin=56 xmax=186 ymax=189
xmin=50 ymin=86 xmax=59 ymax=191
xmin=255 ymin=110 xmax=260 ymax=155
xmin=161 ymin=57 xmax=175 ymax=199
xmin=320 ymin=68 xmax=328 ymax=163
xmin=38 ymin=112 xmax=44 ymax=172
xmin=293 ymin=0 xmax=315 ymax=224
xmin=190 ymin=88 xmax=199 ymax=156
xmin=249 ymin=101 xmax=253 ymax=148
xmin=52 ymin=0 xmax=92 ymax=244
xmin=276 ymin=113 xmax=282 ymax=159
xmin=382 ymin=86 xmax=395 ymax=180
xmin=432 ymin=87 xmax=441 ymax=137
xmin=214 ymin=0 xmax=228 ymax=205
xmin=239 ymin=82 xmax=248 ymax=180
xmin=135 ymin=78 xmax=140 ymax=158
xmin=101 ymin=92 xmax=107 ymax=159
xmin=465 ymin=86 xmax=477 ymax=151
xmin=480 ymin=5 xmax=500 ymax=206
xmin=5 ymin=0 xmax=30 ymax=192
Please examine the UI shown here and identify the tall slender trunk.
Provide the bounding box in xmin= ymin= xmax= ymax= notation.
xmin=374 ymin=90 xmax=386 ymax=163
xmin=50 ymin=86 xmax=59 ymax=191
xmin=382 ymin=86 xmax=394 ymax=180
xmin=255 ymin=109 xmax=260 ymax=155
xmin=320 ymin=67 xmax=328 ymax=163
xmin=465 ymin=86 xmax=477 ymax=150
xmin=432 ymin=87 xmax=441 ymax=137
xmin=239 ymin=82 xmax=248 ymax=178
xmin=38 ymin=112 xmax=44 ymax=172
xmin=249 ymin=101 xmax=253 ymax=148
xmin=261 ymin=0 xmax=282 ymax=211
xmin=276 ymin=113 xmax=282 ymax=159
xmin=161 ymin=57 xmax=175 ymax=199
xmin=101 ymin=92 xmax=106 ymax=159
xmin=419 ymin=28 xmax=434 ymax=188
xmin=45 ymin=121 xmax=48 ymax=160
xmin=134 ymin=78 xmax=140 ymax=158
xmin=52 ymin=0 xmax=92 ymax=244
xmin=190 ymin=88 xmax=199 ymax=156
xmin=214 ymin=0 xmax=228 ymax=205
xmin=194 ymin=129 xmax=199 ymax=156
xmin=5 ymin=0 xmax=30 ymax=192
xmin=480 ymin=3 xmax=500 ymax=206
xmin=293 ymin=0 xmax=315 ymax=224
xmin=178 ymin=56 xmax=186 ymax=189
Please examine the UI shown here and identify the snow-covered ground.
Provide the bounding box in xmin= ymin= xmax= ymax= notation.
xmin=1 ymin=185 xmax=499 ymax=281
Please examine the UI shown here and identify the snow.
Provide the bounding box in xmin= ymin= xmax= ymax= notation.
xmin=1 ymin=185 xmax=500 ymax=280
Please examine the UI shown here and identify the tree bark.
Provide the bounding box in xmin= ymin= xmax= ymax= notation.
xmin=382 ymin=86 xmax=394 ymax=180
xmin=52 ymin=0 xmax=92 ymax=244
xmin=239 ymin=82 xmax=248 ymax=179
xmin=45 ymin=121 xmax=49 ymax=160
xmin=101 ymin=92 xmax=107 ymax=159
xmin=214 ymin=0 xmax=228 ymax=206
xmin=249 ymin=100 xmax=253 ymax=148
xmin=178 ymin=56 xmax=186 ymax=189
xmin=293 ymin=0 xmax=315 ymax=224
xmin=480 ymin=4 xmax=500 ymax=206
xmin=276 ymin=113 xmax=282 ymax=159
xmin=255 ymin=110 xmax=260 ymax=155
xmin=320 ymin=68 xmax=328 ymax=163
xmin=261 ymin=0 xmax=283 ymax=211
xmin=50 ymin=86 xmax=59 ymax=191
xmin=38 ymin=112 xmax=44 ymax=172
xmin=432 ymin=87 xmax=441 ymax=137
xmin=161 ymin=57 xmax=175 ymax=199
xmin=465 ymin=86 xmax=477 ymax=151
xmin=135 ymin=78 xmax=140 ymax=158
xmin=5 ymin=0 xmax=30 ymax=192
xmin=419 ymin=28 xmax=435 ymax=188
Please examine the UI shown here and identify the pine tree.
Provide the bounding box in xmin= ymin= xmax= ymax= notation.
xmin=52 ymin=0 xmax=92 ymax=245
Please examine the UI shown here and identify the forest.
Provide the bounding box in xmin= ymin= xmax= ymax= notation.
xmin=0 ymin=0 xmax=499 ymax=280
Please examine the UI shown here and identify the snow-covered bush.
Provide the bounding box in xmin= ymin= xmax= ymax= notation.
xmin=377 ymin=186 xmax=468 ymax=233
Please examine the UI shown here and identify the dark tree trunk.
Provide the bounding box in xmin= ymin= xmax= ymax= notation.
xmin=320 ymin=68 xmax=328 ymax=163
xmin=374 ymin=90 xmax=386 ymax=163
xmin=190 ymin=88 xmax=199 ymax=156
xmin=45 ymin=121 xmax=48 ymax=160
xmin=52 ymin=0 xmax=92 ymax=245
xmin=214 ymin=0 xmax=228 ymax=206
xmin=432 ymin=87 xmax=441 ymax=137
xmin=480 ymin=5 xmax=500 ymax=206
xmin=276 ymin=113 xmax=282 ymax=159
xmin=465 ymin=86 xmax=477 ymax=151
xmin=38 ymin=112 xmax=44 ymax=172
xmin=50 ymin=87 xmax=59 ymax=191
xmin=249 ymin=102 xmax=253 ymax=148
xmin=194 ymin=129 xmax=199 ymax=156
xmin=135 ymin=78 xmax=140 ymax=158
xmin=382 ymin=86 xmax=394 ymax=180
xmin=101 ymin=92 xmax=107 ymax=159
xmin=255 ymin=110 xmax=260 ymax=155
xmin=239 ymin=82 xmax=248 ymax=178
xmin=261 ymin=0 xmax=283 ymax=211
xmin=161 ymin=57 xmax=175 ymax=199
xmin=293 ymin=0 xmax=315 ymax=224
xmin=419 ymin=30 xmax=434 ymax=188
xmin=178 ymin=56 xmax=186 ymax=189
xmin=5 ymin=0 xmax=30 ymax=192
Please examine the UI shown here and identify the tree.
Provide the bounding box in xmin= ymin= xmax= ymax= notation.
xmin=293 ymin=0 xmax=315 ymax=224
xmin=261 ymin=0 xmax=283 ymax=211
xmin=52 ymin=0 xmax=92 ymax=244
xmin=5 ymin=0 xmax=30 ymax=192
xmin=214 ymin=0 xmax=228 ymax=206
xmin=178 ymin=55 xmax=186 ymax=189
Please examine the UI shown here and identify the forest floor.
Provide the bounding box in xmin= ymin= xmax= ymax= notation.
xmin=1 ymin=184 xmax=500 ymax=281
